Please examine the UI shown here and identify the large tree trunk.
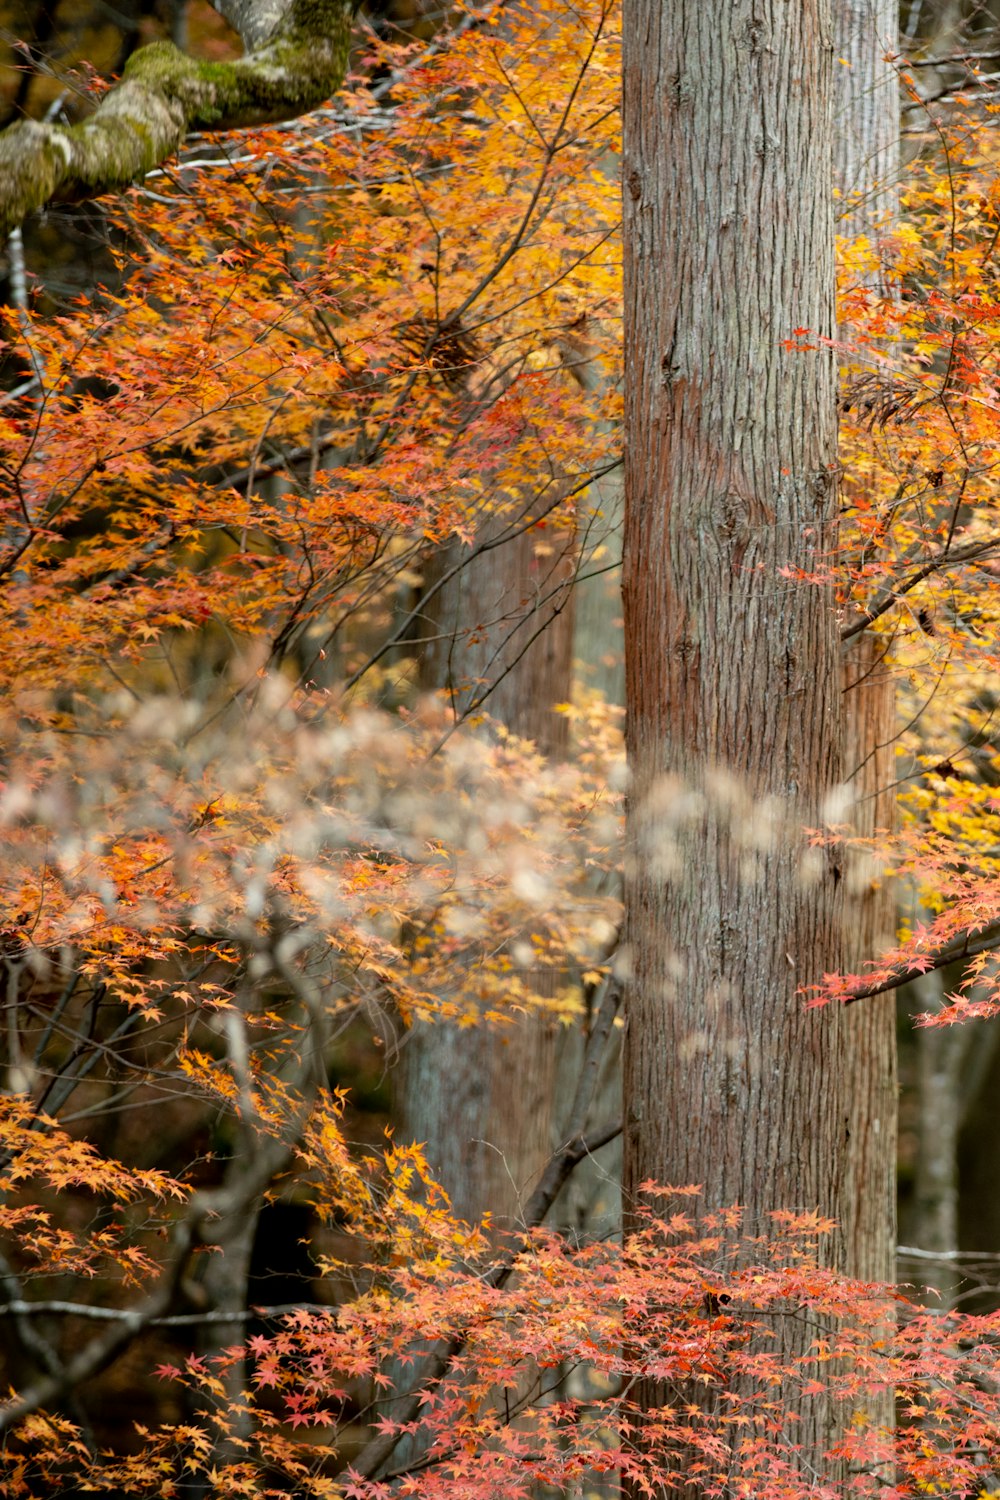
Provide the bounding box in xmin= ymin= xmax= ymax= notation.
xmin=835 ymin=0 xmax=899 ymax=1290
xmin=621 ymin=0 xmax=847 ymax=1478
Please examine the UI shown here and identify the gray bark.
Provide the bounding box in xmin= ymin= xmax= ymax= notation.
xmin=835 ymin=0 xmax=899 ymax=243
xmin=0 ymin=0 xmax=354 ymax=239
xmin=400 ymin=1005 xmax=561 ymax=1228
xmin=573 ymin=467 xmax=625 ymax=708
xmin=564 ymin=399 xmax=624 ymax=1241
xmin=834 ymin=0 xmax=899 ymax=1291
xmin=910 ymin=971 xmax=966 ymax=1303
xmin=622 ymin=0 xmax=846 ymax=1476
xmin=622 ymin=0 xmax=843 ymax=1219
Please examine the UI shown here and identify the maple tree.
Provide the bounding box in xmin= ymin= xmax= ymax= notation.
xmin=0 ymin=0 xmax=630 ymax=1480
xmin=4 ymin=0 xmax=1000 ymax=1496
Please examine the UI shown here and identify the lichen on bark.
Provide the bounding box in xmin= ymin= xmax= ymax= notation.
xmin=0 ymin=0 xmax=354 ymax=239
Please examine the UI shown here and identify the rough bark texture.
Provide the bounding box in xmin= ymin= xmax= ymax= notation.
xmin=840 ymin=627 xmax=897 ymax=1277
xmin=0 ymin=0 xmax=354 ymax=238
xmin=834 ymin=0 xmax=899 ymax=1290
xmin=401 ymin=524 xmax=577 ymax=1225
xmin=573 ymin=466 xmax=625 ymax=707
xmin=400 ymin=1012 xmax=559 ymax=1226
xmin=621 ymin=0 xmax=846 ymax=1468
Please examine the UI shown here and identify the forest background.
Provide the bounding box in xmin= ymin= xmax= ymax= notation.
xmin=5 ymin=0 xmax=1000 ymax=1496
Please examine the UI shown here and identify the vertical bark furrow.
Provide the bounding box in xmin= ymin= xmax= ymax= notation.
xmin=835 ymin=0 xmax=899 ymax=1290
xmin=622 ymin=0 xmax=846 ymax=1242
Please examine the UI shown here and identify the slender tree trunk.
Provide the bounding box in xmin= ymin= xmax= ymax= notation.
xmin=899 ymin=957 xmax=1000 ymax=1306
xmin=834 ymin=0 xmax=899 ymax=1289
xmin=400 ymin=523 xmax=576 ymax=1224
xmin=192 ymin=1180 xmax=259 ymax=1455
xmin=573 ymin=462 xmax=625 ymax=708
xmin=418 ymin=522 xmax=575 ymax=761
xmin=387 ymin=521 xmax=578 ymax=1481
xmin=621 ymin=0 xmax=846 ymax=1475
xmin=910 ymin=970 xmax=965 ymax=1304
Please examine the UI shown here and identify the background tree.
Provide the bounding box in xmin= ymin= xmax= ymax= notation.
xmin=0 ymin=0 xmax=625 ymax=1463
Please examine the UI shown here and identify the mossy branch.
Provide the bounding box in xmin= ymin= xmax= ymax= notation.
xmin=0 ymin=0 xmax=354 ymax=239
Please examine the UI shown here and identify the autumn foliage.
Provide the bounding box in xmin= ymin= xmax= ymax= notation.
xmin=9 ymin=1170 xmax=1000 ymax=1500
xmin=0 ymin=0 xmax=624 ymax=1031
xmin=5 ymin=0 xmax=1000 ymax=1495
xmin=816 ymin=82 xmax=1000 ymax=1019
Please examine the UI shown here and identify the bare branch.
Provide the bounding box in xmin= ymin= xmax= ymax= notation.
xmin=0 ymin=1298 xmax=329 ymax=1325
xmin=905 ymin=50 xmax=1000 ymax=69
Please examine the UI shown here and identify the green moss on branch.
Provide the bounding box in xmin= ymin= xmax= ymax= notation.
xmin=0 ymin=0 xmax=353 ymax=239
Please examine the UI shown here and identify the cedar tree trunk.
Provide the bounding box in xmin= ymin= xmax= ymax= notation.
xmin=621 ymin=0 xmax=847 ymax=1468
xmin=834 ymin=0 xmax=899 ymax=1289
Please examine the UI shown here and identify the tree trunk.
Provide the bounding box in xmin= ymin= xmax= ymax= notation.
xmin=621 ymin=0 xmax=846 ymax=1477
xmin=834 ymin=0 xmax=899 ymax=1290
xmin=390 ymin=521 xmax=577 ymax=1475
xmin=400 ymin=522 xmax=577 ymax=1224
xmin=909 ymin=971 xmax=966 ymax=1304
xmin=898 ymin=957 xmax=1000 ymax=1307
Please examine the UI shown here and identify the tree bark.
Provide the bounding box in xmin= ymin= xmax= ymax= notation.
xmin=834 ymin=0 xmax=899 ymax=1290
xmin=909 ymin=971 xmax=966 ymax=1304
xmin=391 ymin=521 xmax=577 ymax=1474
xmin=621 ymin=0 xmax=846 ymax=1477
